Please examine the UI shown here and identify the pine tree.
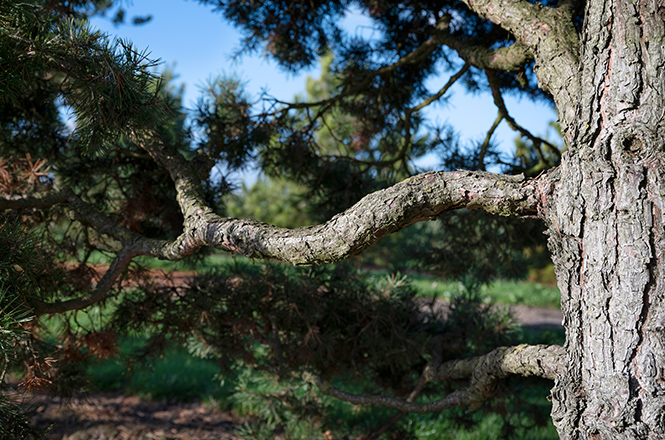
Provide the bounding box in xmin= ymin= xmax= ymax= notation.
xmin=2 ymin=0 xmax=664 ymax=438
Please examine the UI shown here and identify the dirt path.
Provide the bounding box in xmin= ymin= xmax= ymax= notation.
xmin=22 ymin=392 xmax=242 ymax=440
xmin=511 ymin=303 xmax=563 ymax=329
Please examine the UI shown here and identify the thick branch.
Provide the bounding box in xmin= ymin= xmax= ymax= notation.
xmin=427 ymin=344 xmax=565 ymax=383
xmin=458 ymin=0 xmax=580 ymax=131
xmin=302 ymin=344 xmax=564 ymax=414
xmin=149 ymin=170 xmax=540 ymax=265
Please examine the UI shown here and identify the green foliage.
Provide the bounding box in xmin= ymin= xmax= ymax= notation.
xmin=195 ymin=76 xmax=272 ymax=172
xmin=411 ymin=210 xmax=549 ymax=285
xmin=0 ymin=219 xmax=62 ymax=440
xmin=107 ymin=262 xmax=514 ymax=382
xmin=0 ymin=219 xmax=64 ymax=307
xmin=0 ymin=394 xmax=48 ymax=440
xmin=0 ymin=1 xmax=567 ymax=437
xmin=0 ymin=1 xmax=167 ymax=153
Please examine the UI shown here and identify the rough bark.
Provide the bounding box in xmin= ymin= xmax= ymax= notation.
xmin=459 ymin=0 xmax=581 ymax=142
xmin=302 ymin=344 xmax=565 ymax=414
xmin=153 ymin=170 xmax=539 ymax=265
xmin=544 ymin=0 xmax=665 ymax=438
xmin=0 ymin=169 xmax=539 ymax=313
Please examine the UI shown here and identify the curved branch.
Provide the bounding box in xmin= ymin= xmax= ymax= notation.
xmin=134 ymin=135 xmax=542 ymax=265
xmin=147 ymin=170 xmax=540 ymax=265
xmin=302 ymin=344 xmax=565 ymax=414
xmin=458 ymin=0 xmax=580 ymax=128
xmin=33 ymin=247 xmax=136 ymax=315
xmin=486 ymin=70 xmax=561 ymax=159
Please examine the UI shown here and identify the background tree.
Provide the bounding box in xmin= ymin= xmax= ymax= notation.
xmin=1 ymin=0 xmax=664 ymax=439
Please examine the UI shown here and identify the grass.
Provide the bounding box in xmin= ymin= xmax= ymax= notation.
xmin=87 ymin=340 xmax=231 ymax=403
xmin=366 ymin=270 xmax=561 ymax=309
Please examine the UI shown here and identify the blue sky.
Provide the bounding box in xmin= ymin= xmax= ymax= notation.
xmin=89 ymin=1 xmax=558 ymax=173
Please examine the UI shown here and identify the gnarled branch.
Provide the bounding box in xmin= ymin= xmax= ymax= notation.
xmin=302 ymin=344 xmax=565 ymax=413
xmin=1 ymin=138 xmax=544 ymax=311
xmin=457 ymin=0 xmax=580 ymax=131
xmin=150 ymin=170 xmax=541 ymax=265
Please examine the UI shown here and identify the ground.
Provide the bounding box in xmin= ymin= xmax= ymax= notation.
xmin=21 ymin=391 xmax=241 ymax=440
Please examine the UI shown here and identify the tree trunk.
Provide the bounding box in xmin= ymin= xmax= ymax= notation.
xmin=546 ymin=0 xmax=665 ymax=438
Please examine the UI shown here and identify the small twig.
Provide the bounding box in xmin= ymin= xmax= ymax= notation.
xmin=301 ymin=344 xmax=565 ymax=414
xmin=485 ymin=70 xmax=561 ymax=160
xmin=478 ymin=112 xmax=504 ymax=171
xmin=409 ymin=63 xmax=471 ymax=113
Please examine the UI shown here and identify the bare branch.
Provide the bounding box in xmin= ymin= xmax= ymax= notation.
xmin=409 ymin=63 xmax=471 ymax=113
xmin=302 ymin=344 xmax=565 ymax=414
xmin=146 ymin=169 xmax=540 ymax=265
xmin=427 ymin=344 xmax=565 ymax=382
xmin=33 ymin=247 xmax=136 ymax=314
xmin=486 ymin=70 xmax=561 ymax=159
xmin=125 ymin=131 xmax=543 ymax=265
xmin=478 ymin=112 xmax=504 ymax=171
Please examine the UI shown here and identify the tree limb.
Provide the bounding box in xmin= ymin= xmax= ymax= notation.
xmin=33 ymin=247 xmax=136 ymax=314
xmin=0 ymin=189 xmax=69 ymax=210
xmin=1 ymin=139 xmax=544 ymax=310
xmin=302 ymin=344 xmax=565 ymax=414
xmin=147 ymin=169 xmax=541 ymax=265
xmin=426 ymin=344 xmax=565 ymax=382
xmin=444 ymin=38 xmax=532 ymax=72
xmin=457 ymin=0 xmax=580 ymax=131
